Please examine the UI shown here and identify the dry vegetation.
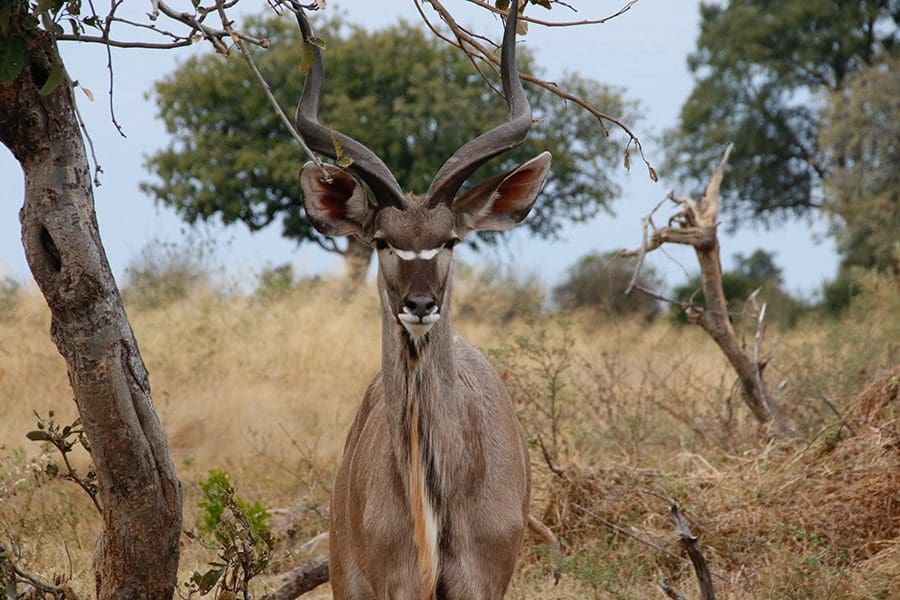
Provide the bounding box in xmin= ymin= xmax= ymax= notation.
xmin=1 ymin=267 xmax=897 ymax=599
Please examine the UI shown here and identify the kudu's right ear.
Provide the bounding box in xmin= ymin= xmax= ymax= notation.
xmin=301 ymin=162 xmax=375 ymax=238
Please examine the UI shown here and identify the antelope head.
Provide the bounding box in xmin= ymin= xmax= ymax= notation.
xmin=297 ymin=0 xmax=550 ymax=339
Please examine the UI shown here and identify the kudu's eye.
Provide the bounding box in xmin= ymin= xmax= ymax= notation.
xmin=374 ymin=238 xmax=388 ymax=251
xmin=444 ymin=238 xmax=459 ymax=250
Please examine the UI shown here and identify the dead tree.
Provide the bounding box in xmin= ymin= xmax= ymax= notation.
xmin=624 ymin=145 xmax=792 ymax=437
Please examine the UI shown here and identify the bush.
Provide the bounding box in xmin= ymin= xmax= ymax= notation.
xmin=0 ymin=276 xmax=20 ymax=319
xmin=254 ymin=263 xmax=295 ymax=301
xmin=552 ymin=251 xmax=661 ymax=320
xmin=454 ymin=261 xmax=545 ymax=323
xmin=122 ymin=239 xmax=212 ymax=310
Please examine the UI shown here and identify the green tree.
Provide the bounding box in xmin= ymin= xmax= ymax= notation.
xmin=143 ymin=15 xmax=633 ymax=280
xmin=819 ymin=56 xmax=900 ymax=275
xmin=665 ymin=1 xmax=898 ymax=226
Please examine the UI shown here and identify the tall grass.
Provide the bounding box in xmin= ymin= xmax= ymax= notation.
xmin=0 ymin=266 xmax=897 ymax=598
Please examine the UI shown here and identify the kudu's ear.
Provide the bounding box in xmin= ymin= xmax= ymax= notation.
xmin=453 ymin=152 xmax=551 ymax=233
xmin=301 ymin=162 xmax=375 ymax=238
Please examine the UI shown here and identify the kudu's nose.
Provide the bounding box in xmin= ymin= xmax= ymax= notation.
xmin=403 ymin=295 xmax=437 ymax=319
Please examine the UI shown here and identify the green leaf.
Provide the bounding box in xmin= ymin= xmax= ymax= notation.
xmin=306 ymin=35 xmax=325 ymax=50
xmin=45 ymin=462 xmax=59 ymax=476
xmin=0 ymin=38 xmax=28 ymax=84
xmin=191 ymin=567 xmax=224 ymax=594
xmin=39 ymin=62 xmax=63 ymax=95
xmin=5 ymin=582 xmax=18 ymax=600
xmin=336 ymin=156 xmax=354 ymax=168
xmin=532 ymin=0 xmax=552 ymax=9
xmin=26 ymin=430 xmax=51 ymax=441
xmin=495 ymin=0 xmax=510 ymax=10
xmin=623 ymin=147 xmax=631 ymax=172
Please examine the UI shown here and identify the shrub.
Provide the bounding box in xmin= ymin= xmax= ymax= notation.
xmin=0 ymin=275 xmax=20 ymax=319
xmin=454 ymin=261 xmax=545 ymax=323
xmin=255 ymin=263 xmax=295 ymax=301
xmin=122 ymin=239 xmax=211 ymax=310
xmin=552 ymin=251 xmax=661 ymax=319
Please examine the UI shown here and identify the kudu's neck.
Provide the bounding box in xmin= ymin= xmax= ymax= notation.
xmin=378 ymin=277 xmax=461 ymax=596
xmin=378 ymin=279 xmax=457 ymax=410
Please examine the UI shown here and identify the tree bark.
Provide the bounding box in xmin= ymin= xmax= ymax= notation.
xmin=342 ymin=236 xmax=373 ymax=288
xmin=0 ymin=33 xmax=183 ymax=598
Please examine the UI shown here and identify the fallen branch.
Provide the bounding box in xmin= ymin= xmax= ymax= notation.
xmin=260 ymin=555 xmax=329 ymax=600
xmin=659 ymin=578 xmax=688 ymax=600
xmin=668 ymin=504 xmax=716 ymax=600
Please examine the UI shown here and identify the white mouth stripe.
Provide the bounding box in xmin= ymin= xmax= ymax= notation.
xmin=393 ymin=247 xmax=442 ymax=261
xmin=398 ymin=312 xmax=441 ymax=324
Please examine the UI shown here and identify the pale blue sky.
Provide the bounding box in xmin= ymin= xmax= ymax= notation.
xmin=0 ymin=0 xmax=838 ymax=296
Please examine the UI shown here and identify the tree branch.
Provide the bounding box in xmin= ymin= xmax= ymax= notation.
xmin=668 ymin=504 xmax=716 ymax=600
xmin=464 ymin=0 xmax=639 ymax=28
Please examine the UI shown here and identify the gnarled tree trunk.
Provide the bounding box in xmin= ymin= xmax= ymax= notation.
xmin=0 ymin=33 xmax=183 ymax=598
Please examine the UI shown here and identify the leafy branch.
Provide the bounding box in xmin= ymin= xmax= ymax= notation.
xmin=26 ymin=411 xmax=101 ymax=514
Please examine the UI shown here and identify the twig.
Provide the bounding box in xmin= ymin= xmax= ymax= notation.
xmin=464 ymin=0 xmax=639 ymax=28
xmin=624 ymin=196 xmax=668 ymax=294
xmin=101 ymin=0 xmax=126 ymax=137
xmin=537 ymin=434 xmax=566 ymax=477
xmin=668 ymin=504 xmax=716 ymax=600
xmin=820 ymin=396 xmax=857 ymax=436
xmin=69 ymin=77 xmax=103 ymax=187
xmin=413 ymin=0 xmax=503 ymax=98
xmin=753 ymin=302 xmax=772 ymax=415
xmin=572 ymin=505 xmax=695 ymax=571
xmin=422 ymin=0 xmax=652 ymax=159
xmin=214 ymin=1 xmax=326 ymax=174
xmin=659 ymin=578 xmax=688 ymax=600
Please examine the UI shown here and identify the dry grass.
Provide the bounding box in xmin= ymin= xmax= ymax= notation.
xmin=1 ymin=273 xmax=897 ymax=599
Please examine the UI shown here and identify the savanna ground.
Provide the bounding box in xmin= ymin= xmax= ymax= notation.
xmin=1 ymin=262 xmax=897 ymax=599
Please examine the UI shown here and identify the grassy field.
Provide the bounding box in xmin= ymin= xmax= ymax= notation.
xmin=1 ymin=271 xmax=897 ymax=599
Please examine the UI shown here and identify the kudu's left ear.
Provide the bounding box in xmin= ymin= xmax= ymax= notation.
xmin=301 ymin=162 xmax=375 ymax=238
xmin=453 ymin=152 xmax=552 ymax=233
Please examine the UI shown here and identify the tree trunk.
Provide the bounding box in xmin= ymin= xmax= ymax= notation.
xmin=625 ymin=145 xmax=793 ymax=437
xmin=343 ymin=236 xmax=373 ymax=287
xmin=692 ymin=240 xmax=774 ymax=425
xmin=0 ymin=34 xmax=183 ymax=598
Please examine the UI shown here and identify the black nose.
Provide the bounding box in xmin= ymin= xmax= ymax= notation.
xmin=404 ymin=295 xmax=437 ymax=319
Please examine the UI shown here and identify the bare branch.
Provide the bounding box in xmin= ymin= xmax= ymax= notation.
xmin=464 ymin=0 xmax=639 ymax=28
xmin=698 ymin=142 xmax=733 ymax=225
xmin=213 ymin=0 xmax=326 ymax=173
xmin=668 ymin=504 xmax=717 ymax=600
xmin=572 ymin=503 xmax=728 ymax=585
xmin=421 ymin=0 xmax=652 ymax=159
xmin=260 ymin=555 xmax=329 ymax=600
xmin=659 ymin=578 xmax=688 ymax=600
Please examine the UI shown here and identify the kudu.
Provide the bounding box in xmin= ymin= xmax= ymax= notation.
xmin=295 ymin=2 xmax=550 ymax=597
